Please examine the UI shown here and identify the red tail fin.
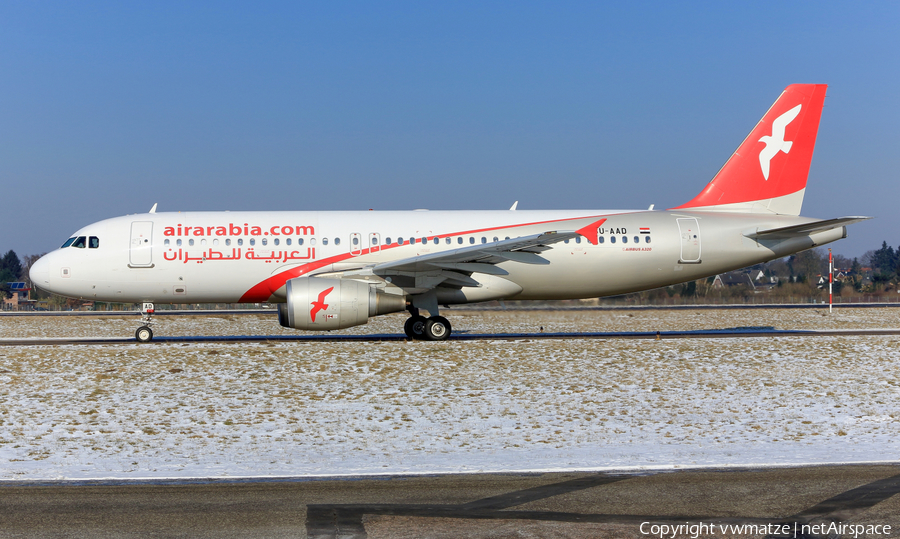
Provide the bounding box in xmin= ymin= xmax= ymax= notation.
xmin=673 ymin=84 xmax=827 ymax=215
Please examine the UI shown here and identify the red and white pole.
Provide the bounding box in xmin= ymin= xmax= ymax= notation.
xmin=829 ymin=248 xmax=833 ymax=313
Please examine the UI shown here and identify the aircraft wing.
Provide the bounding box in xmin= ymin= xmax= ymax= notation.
xmin=745 ymin=216 xmax=872 ymax=239
xmin=342 ymin=230 xmax=580 ymax=291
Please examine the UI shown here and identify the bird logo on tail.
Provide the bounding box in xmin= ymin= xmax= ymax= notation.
xmin=758 ymin=104 xmax=801 ymax=180
xmin=309 ymin=286 xmax=334 ymax=322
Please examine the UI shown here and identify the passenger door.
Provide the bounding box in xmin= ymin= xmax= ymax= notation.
xmin=129 ymin=221 xmax=154 ymax=267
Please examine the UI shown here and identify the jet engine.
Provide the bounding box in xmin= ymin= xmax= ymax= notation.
xmin=278 ymin=276 xmax=406 ymax=330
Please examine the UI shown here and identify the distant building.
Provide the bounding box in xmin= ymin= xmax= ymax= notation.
xmin=711 ymin=272 xmax=756 ymax=290
xmin=3 ymin=282 xmax=34 ymax=310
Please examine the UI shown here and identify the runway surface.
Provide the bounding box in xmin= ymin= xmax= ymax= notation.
xmin=3 ymin=327 xmax=900 ymax=346
xmin=1 ymin=464 xmax=899 ymax=538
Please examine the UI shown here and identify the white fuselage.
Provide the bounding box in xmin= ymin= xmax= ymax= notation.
xmin=30 ymin=209 xmax=844 ymax=305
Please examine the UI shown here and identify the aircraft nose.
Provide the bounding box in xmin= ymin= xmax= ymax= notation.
xmin=29 ymin=255 xmax=51 ymax=289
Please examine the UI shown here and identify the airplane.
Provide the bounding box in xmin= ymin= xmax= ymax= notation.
xmin=29 ymin=84 xmax=869 ymax=342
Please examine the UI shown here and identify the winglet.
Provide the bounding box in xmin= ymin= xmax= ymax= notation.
xmin=576 ymin=218 xmax=607 ymax=245
xmin=149 ymin=203 xmax=158 ymax=214
xmin=509 ymin=201 xmax=518 ymax=211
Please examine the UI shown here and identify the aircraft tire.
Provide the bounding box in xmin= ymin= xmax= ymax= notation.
xmin=404 ymin=316 xmax=427 ymax=340
xmin=135 ymin=326 xmax=153 ymax=343
xmin=424 ymin=316 xmax=451 ymax=341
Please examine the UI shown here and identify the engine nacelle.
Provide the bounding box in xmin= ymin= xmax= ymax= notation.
xmin=278 ymin=276 xmax=406 ymax=330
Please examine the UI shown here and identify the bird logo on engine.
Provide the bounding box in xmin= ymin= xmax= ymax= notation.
xmin=309 ymin=286 xmax=334 ymax=322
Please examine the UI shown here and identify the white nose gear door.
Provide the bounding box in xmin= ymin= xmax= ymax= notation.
xmin=677 ymin=218 xmax=701 ymax=263
xmin=129 ymin=221 xmax=154 ymax=267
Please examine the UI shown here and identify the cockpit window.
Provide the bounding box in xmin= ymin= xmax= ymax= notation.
xmin=61 ymin=237 xmax=76 ymax=248
xmin=71 ymin=236 xmax=87 ymax=249
xmin=89 ymin=236 xmax=100 ymax=249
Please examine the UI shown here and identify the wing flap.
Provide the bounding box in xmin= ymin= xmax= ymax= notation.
xmin=431 ymin=262 xmax=510 ymax=276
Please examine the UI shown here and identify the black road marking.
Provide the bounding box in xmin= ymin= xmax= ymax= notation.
xmin=4 ymin=328 xmax=900 ymax=346
xmin=764 ymin=473 xmax=900 ymax=539
xmin=456 ymin=474 xmax=629 ymax=510
xmin=306 ymin=472 xmax=900 ymax=538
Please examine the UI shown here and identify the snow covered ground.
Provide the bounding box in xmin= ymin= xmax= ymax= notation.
xmin=1 ymin=309 xmax=899 ymax=480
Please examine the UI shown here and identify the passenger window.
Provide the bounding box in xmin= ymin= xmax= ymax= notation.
xmin=285 ymin=238 xmax=291 ymax=246
xmin=421 ymin=237 xmax=427 ymax=244
xmin=481 ymin=237 xmax=487 ymax=244
xmin=61 ymin=237 xmax=76 ymax=248
xmin=352 ymin=237 xmax=358 ymax=246
xmin=237 ymin=239 xmax=243 ymax=246
xmin=634 ymin=236 xmax=639 ymax=244
xmin=335 ymin=237 xmax=341 ymax=246
xmin=200 ymin=239 xmax=207 ymax=246
xmin=493 ymin=236 xmax=498 ymax=242
xmin=412 ymin=237 xmax=417 ymax=245
xmin=575 ymin=237 xmax=581 ymax=244
xmin=505 ymin=237 xmax=510 ymax=240
xmin=645 ymin=236 xmax=651 ymax=244
xmin=213 ymin=239 xmax=219 ymax=246
xmin=273 ymin=238 xmax=279 ymax=246
xmin=610 ymin=236 xmax=616 ymax=244
xmin=189 ymin=239 xmax=195 ymax=246
xmin=598 ymin=236 xmax=605 ymax=244
xmin=622 ymin=236 xmax=627 ymax=244
xmin=309 ymin=238 xmax=316 ymax=246
xmin=469 ymin=237 xmax=475 ymax=244
xmin=164 ymin=239 xmax=170 ymax=246
xmin=261 ymin=238 xmax=267 ymax=246
xmin=89 ymin=236 xmax=100 ymax=248
xmin=177 ymin=239 xmax=183 ymax=247
xmin=72 ymin=236 xmax=86 ymax=248
xmin=457 ymin=237 xmax=463 ymax=244
xmin=385 ymin=237 xmax=392 ymax=245
xmin=433 ymin=237 xmax=439 ymax=245
xmin=564 ymin=239 xmax=570 ymax=244
xmin=226 ymin=239 xmax=231 ymax=246
xmin=322 ymin=238 xmax=329 ymax=245
xmin=398 ymin=237 xmax=404 ymax=245
xmin=298 ymin=238 xmax=304 ymax=246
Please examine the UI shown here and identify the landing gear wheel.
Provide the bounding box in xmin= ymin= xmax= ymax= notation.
xmin=404 ymin=316 xmax=427 ymax=340
xmin=135 ymin=326 xmax=153 ymax=343
xmin=424 ymin=316 xmax=451 ymax=341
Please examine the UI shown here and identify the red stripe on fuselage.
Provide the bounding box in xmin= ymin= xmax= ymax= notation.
xmin=238 ymin=214 xmax=609 ymax=302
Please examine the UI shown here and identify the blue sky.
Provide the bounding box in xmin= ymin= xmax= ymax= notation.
xmin=2 ymin=1 xmax=898 ymax=258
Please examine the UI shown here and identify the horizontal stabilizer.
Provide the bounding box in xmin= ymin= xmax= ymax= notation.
xmin=745 ymin=216 xmax=871 ymax=239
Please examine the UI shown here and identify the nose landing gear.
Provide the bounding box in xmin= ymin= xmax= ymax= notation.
xmin=404 ymin=307 xmax=452 ymax=341
xmin=135 ymin=302 xmax=155 ymax=343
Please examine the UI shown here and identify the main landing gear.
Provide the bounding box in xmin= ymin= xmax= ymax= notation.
xmin=404 ymin=307 xmax=452 ymax=341
xmin=135 ymin=302 xmax=155 ymax=343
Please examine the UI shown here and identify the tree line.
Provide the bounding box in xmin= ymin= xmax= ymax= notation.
xmin=1 ymin=250 xmax=45 ymax=300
